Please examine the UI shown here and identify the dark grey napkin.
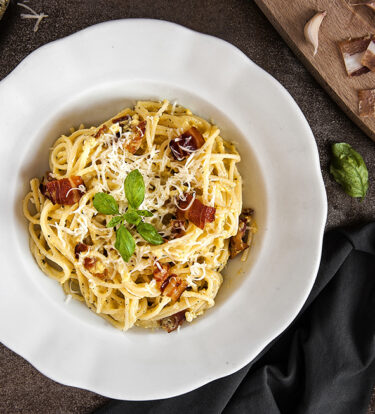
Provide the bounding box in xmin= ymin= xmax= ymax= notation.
xmin=95 ymin=223 xmax=375 ymax=414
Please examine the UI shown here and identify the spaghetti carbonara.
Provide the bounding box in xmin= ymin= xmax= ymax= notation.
xmin=23 ymin=100 xmax=255 ymax=332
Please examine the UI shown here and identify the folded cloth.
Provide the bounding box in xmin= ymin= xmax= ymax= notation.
xmin=95 ymin=223 xmax=375 ymax=414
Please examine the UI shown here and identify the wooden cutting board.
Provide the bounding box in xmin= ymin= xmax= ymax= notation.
xmin=254 ymin=0 xmax=375 ymax=142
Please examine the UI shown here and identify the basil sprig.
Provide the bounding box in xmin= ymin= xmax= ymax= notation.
xmin=124 ymin=169 xmax=145 ymax=209
xmin=93 ymin=193 xmax=119 ymax=215
xmin=330 ymin=143 xmax=369 ymax=200
xmin=137 ymin=210 xmax=153 ymax=217
xmin=137 ymin=222 xmax=164 ymax=245
xmin=106 ymin=215 xmax=124 ymax=228
xmin=115 ymin=225 xmax=135 ymax=262
xmin=123 ymin=209 xmax=142 ymax=225
xmin=93 ymin=169 xmax=163 ymax=261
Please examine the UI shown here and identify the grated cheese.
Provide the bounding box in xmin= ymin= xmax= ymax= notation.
xmin=18 ymin=2 xmax=48 ymax=32
xmin=24 ymin=100 xmax=244 ymax=331
xmin=71 ymin=117 xmax=217 ymax=279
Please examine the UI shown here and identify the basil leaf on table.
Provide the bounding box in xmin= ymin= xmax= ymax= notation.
xmin=136 ymin=222 xmax=164 ymax=245
xmin=137 ymin=210 xmax=153 ymax=217
xmin=124 ymin=209 xmax=142 ymax=225
xmin=93 ymin=193 xmax=119 ymax=215
xmin=124 ymin=169 xmax=145 ymax=209
xmin=115 ymin=225 xmax=135 ymax=262
xmin=330 ymin=143 xmax=369 ymax=199
xmin=106 ymin=215 xmax=124 ymax=228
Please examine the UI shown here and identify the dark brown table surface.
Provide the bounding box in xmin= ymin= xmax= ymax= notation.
xmin=0 ymin=1 xmax=374 ymax=413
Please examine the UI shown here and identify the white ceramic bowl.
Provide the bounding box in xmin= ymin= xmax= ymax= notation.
xmin=0 ymin=19 xmax=327 ymax=400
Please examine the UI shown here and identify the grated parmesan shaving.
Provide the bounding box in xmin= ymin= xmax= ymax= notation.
xmin=71 ymin=118 xmax=218 ymax=277
xmin=65 ymin=185 xmax=86 ymax=198
xmin=23 ymin=100 xmax=245 ymax=331
xmin=18 ymin=2 xmax=48 ymax=32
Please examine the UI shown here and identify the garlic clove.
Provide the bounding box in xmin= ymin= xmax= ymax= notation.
xmin=304 ymin=11 xmax=327 ymax=56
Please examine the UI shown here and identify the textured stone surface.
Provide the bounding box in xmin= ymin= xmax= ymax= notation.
xmin=0 ymin=0 xmax=374 ymax=412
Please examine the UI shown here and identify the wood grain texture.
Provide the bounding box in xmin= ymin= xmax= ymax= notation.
xmin=254 ymin=0 xmax=375 ymax=141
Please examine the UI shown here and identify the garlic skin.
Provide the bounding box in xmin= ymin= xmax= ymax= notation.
xmin=304 ymin=11 xmax=327 ymax=56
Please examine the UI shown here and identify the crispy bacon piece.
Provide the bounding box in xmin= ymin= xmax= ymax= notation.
xmin=358 ymin=89 xmax=375 ymax=117
xmin=74 ymin=242 xmax=88 ymax=259
xmin=169 ymin=127 xmax=205 ymax=161
xmin=153 ymin=260 xmax=171 ymax=287
xmin=124 ymin=121 xmax=146 ymax=154
xmin=41 ymin=176 xmax=85 ymax=205
xmin=338 ymin=37 xmax=371 ymax=76
xmin=94 ymin=124 xmax=109 ymax=138
xmin=112 ymin=115 xmax=130 ymax=124
xmin=83 ymin=257 xmax=108 ymax=280
xmin=94 ymin=269 xmax=109 ymax=279
xmin=39 ymin=172 xmax=55 ymax=194
xmin=229 ymin=218 xmax=248 ymax=259
xmin=361 ymin=37 xmax=375 ymax=71
xmin=177 ymin=193 xmax=216 ymax=230
xmin=229 ymin=209 xmax=254 ymax=259
xmin=160 ymin=310 xmax=186 ymax=333
xmin=161 ymin=274 xmax=188 ymax=302
xmin=83 ymin=257 xmax=97 ymax=269
xmin=82 ymin=257 xmax=108 ymax=280
xmin=46 ymin=171 xmax=54 ymax=181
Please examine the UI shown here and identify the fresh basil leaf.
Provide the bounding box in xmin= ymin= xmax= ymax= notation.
xmin=137 ymin=210 xmax=153 ymax=217
xmin=115 ymin=225 xmax=135 ymax=262
xmin=124 ymin=210 xmax=142 ymax=225
xmin=124 ymin=169 xmax=145 ymax=209
xmin=93 ymin=193 xmax=119 ymax=215
xmin=330 ymin=143 xmax=369 ymax=199
xmin=136 ymin=222 xmax=164 ymax=245
xmin=106 ymin=215 xmax=124 ymax=228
